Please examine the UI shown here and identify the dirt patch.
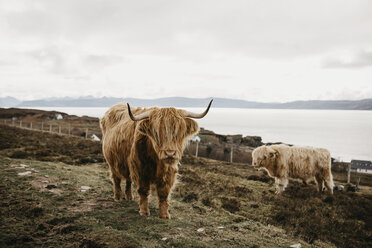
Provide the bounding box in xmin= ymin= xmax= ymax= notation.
xmin=30 ymin=176 xmax=63 ymax=195
xmin=68 ymin=200 xmax=97 ymax=212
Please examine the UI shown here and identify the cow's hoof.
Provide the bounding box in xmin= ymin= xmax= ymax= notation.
xmin=160 ymin=214 xmax=171 ymax=219
xmin=139 ymin=210 xmax=150 ymax=216
xmin=114 ymin=196 xmax=122 ymax=202
xmin=125 ymin=193 xmax=133 ymax=200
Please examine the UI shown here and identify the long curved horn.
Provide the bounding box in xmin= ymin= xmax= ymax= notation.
xmin=127 ymin=103 xmax=150 ymax=121
xmin=184 ymin=99 xmax=213 ymax=119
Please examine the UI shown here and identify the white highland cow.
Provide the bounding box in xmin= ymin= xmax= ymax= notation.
xmin=252 ymin=144 xmax=334 ymax=194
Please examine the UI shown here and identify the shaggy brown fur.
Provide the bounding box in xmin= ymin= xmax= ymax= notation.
xmin=100 ymin=103 xmax=201 ymax=219
xmin=252 ymin=144 xmax=334 ymax=194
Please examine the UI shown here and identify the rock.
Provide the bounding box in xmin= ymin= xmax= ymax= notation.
xmin=197 ymin=228 xmax=205 ymax=232
xmin=217 ymin=226 xmax=224 ymax=229
xmin=241 ymin=136 xmax=263 ymax=147
xmin=161 ymin=237 xmax=167 ymax=241
xmin=290 ymin=243 xmax=301 ymax=248
xmin=347 ymin=185 xmax=357 ymax=192
xmin=336 ymin=185 xmax=344 ymax=191
xmin=81 ymin=186 xmax=91 ymax=192
xmin=226 ymin=135 xmax=243 ymax=144
xmin=18 ymin=171 xmax=32 ymax=176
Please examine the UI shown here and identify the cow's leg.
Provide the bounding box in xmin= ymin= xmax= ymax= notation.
xmin=156 ymin=171 xmax=177 ymax=219
xmin=324 ymin=173 xmax=334 ymax=195
xmin=112 ymin=174 xmax=122 ymax=201
xmin=279 ymin=178 xmax=288 ymax=193
xmin=275 ymin=177 xmax=288 ymax=194
xmin=274 ymin=178 xmax=281 ymax=194
xmin=137 ymin=182 xmax=150 ymax=216
xmin=315 ymin=174 xmax=324 ymax=193
xmin=156 ymin=184 xmax=171 ymax=219
xmin=123 ymin=168 xmax=133 ymax=200
xmin=125 ymin=179 xmax=133 ymax=200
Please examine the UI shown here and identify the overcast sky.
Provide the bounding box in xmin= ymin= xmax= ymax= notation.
xmin=1 ymin=0 xmax=372 ymax=102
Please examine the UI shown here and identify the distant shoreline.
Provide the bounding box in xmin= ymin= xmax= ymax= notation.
xmin=2 ymin=96 xmax=372 ymax=110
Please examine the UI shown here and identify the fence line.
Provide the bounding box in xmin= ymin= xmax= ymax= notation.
xmin=0 ymin=118 xmax=101 ymax=141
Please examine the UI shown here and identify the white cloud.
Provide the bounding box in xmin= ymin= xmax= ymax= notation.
xmin=323 ymin=50 xmax=372 ymax=69
xmin=0 ymin=0 xmax=372 ymax=101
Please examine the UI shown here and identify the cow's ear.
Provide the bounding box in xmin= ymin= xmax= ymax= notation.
xmin=185 ymin=118 xmax=199 ymax=136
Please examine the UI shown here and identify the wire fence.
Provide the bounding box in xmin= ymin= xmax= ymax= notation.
xmin=0 ymin=118 xmax=101 ymax=141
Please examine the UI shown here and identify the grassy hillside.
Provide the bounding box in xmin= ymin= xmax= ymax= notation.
xmin=0 ymin=124 xmax=103 ymax=164
xmin=0 ymin=124 xmax=371 ymax=247
xmin=0 ymin=157 xmax=331 ymax=248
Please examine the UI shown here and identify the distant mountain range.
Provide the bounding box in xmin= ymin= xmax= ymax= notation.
xmin=1 ymin=96 xmax=372 ymax=110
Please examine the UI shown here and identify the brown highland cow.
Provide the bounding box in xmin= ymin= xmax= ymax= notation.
xmin=100 ymin=100 xmax=212 ymax=219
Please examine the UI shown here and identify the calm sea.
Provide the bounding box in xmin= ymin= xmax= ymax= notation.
xmin=34 ymin=107 xmax=372 ymax=162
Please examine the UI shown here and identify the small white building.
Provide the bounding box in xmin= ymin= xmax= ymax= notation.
xmin=189 ymin=135 xmax=201 ymax=142
xmin=351 ymin=160 xmax=372 ymax=174
xmin=55 ymin=114 xmax=63 ymax=120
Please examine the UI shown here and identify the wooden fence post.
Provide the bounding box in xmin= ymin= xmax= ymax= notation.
xmin=230 ymin=146 xmax=233 ymax=163
xmin=59 ymin=126 xmax=61 ymax=134
xmin=49 ymin=124 xmax=52 ymax=132
xmin=41 ymin=121 xmax=44 ymax=131
xmin=195 ymin=141 xmax=199 ymax=157
xmin=85 ymin=128 xmax=88 ymax=139
xmin=20 ymin=120 xmax=22 ymax=128
xmin=347 ymin=163 xmax=351 ymax=184
xmin=68 ymin=124 xmax=71 ymax=136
